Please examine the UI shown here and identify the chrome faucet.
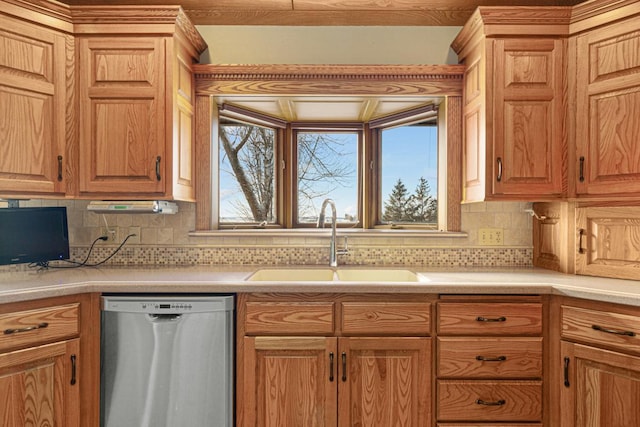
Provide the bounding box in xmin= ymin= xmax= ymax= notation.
xmin=317 ymin=198 xmax=348 ymax=267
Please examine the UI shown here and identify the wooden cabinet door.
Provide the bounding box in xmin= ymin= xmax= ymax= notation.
xmin=0 ymin=339 xmax=80 ymax=427
xmin=338 ymin=337 xmax=431 ymax=427
xmin=561 ymin=341 xmax=640 ymax=427
xmin=0 ymin=16 xmax=68 ymax=196
xmin=243 ymin=336 xmax=338 ymax=427
xmin=492 ymin=38 xmax=564 ymax=197
xmin=78 ymin=37 xmax=166 ymax=195
xmin=574 ymin=16 xmax=640 ymax=197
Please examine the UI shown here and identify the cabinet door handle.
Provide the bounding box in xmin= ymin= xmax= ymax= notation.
xmin=563 ymin=356 xmax=570 ymax=387
xmin=578 ymin=229 xmax=586 ymax=254
xmin=476 ymin=316 xmax=507 ymax=323
xmin=476 ymin=399 xmax=506 ymax=406
xmin=476 ymin=355 xmax=507 ymax=362
xmin=579 ymin=156 xmax=585 ymax=182
xmin=592 ymin=324 xmax=636 ymax=337
xmin=155 ymin=156 xmax=162 ymax=181
xmin=57 ymin=155 xmax=63 ymax=182
xmin=329 ymin=352 xmax=334 ymax=382
xmin=70 ymin=354 xmax=77 ymax=385
xmin=496 ymin=157 xmax=503 ymax=182
xmin=4 ymin=322 xmax=49 ymax=335
xmin=341 ymin=352 xmax=347 ymax=382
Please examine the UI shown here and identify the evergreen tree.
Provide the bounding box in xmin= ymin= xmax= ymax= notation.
xmin=383 ymin=178 xmax=411 ymax=222
xmin=407 ymin=177 xmax=437 ymax=222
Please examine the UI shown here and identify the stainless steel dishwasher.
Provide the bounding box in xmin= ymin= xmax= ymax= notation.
xmin=101 ymin=295 xmax=234 ymax=427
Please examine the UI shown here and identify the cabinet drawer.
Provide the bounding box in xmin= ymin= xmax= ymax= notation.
xmin=562 ymin=305 xmax=640 ymax=354
xmin=245 ymin=301 xmax=334 ymax=335
xmin=437 ymin=380 xmax=542 ymax=422
xmin=437 ymin=424 xmax=541 ymax=427
xmin=341 ymin=302 xmax=431 ymax=335
xmin=0 ymin=303 xmax=79 ymax=352
xmin=437 ymin=337 xmax=543 ymax=378
xmin=438 ymin=303 xmax=542 ymax=335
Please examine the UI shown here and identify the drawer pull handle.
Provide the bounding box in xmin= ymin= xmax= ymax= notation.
xmin=592 ymin=324 xmax=635 ymax=337
xmin=476 ymin=355 xmax=507 ymax=362
xmin=70 ymin=354 xmax=77 ymax=385
xmin=341 ymin=352 xmax=347 ymax=382
xmin=578 ymin=229 xmax=586 ymax=254
xmin=329 ymin=352 xmax=334 ymax=382
xmin=476 ymin=399 xmax=506 ymax=406
xmin=564 ymin=356 xmax=570 ymax=388
xmin=476 ymin=316 xmax=506 ymax=323
xmin=496 ymin=157 xmax=503 ymax=182
xmin=4 ymin=322 xmax=49 ymax=335
xmin=579 ymin=156 xmax=585 ymax=182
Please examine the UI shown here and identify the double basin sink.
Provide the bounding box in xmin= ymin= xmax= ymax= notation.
xmin=247 ymin=267 xmax=423 ymax=282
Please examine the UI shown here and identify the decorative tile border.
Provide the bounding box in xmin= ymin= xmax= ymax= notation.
xmin=53 ymin=245 xmax=533 ymax=268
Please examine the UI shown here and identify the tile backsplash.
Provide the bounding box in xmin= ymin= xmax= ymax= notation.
xmin=1 ymin=199 xmax=533 ymax=268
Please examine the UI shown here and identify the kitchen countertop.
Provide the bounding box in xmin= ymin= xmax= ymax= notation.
xmin=1 ymin=265 xmax=640 ymax=307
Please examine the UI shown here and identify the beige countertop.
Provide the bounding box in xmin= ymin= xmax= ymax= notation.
xmin=1 ymin=265 xmax=640 ymax=307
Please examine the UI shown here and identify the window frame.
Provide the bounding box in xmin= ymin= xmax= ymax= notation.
xmin=194 ymin=64 xmax=464 ymax=233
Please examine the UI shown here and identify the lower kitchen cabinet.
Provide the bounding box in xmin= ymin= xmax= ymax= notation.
xmin=0 ymin=339 xmax=80 ymax=426
xmin=237 ymin=293 xmax=433 ymax=427
xmin=560 ymin=342 xmax=640 ymax=427
xmin=559 ymin=299 xmax=640 ymax=427
xmin=244 ymin=336 xmax=431 ymax=427
xmin=0 ymin=294 xmax=99 ymax=427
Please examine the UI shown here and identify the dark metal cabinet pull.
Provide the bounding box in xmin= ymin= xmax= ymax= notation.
xmin=476 ymin=355 xmax=507 ymax=362
xmin=579 ymin=156 xmax=585 ymax=182
xmin=476 ymin=316 xmax=507 ymax=323
xmin=57 ymin=155 xmax=63 ymax=182
xmin=496 ymin=157 xmax=503 ymax=182
xmin=578 ymin=229 xmax=586 ymax=254
xmin=4 ymin=322 xmax=49 ymax=335
xmin=341 ymin=352 xmax=347 ymax=382
xmin=70 ymin=354 xmax=77 ymax=385
xmin=592 ymin=324 xmax=636 ymax=337
xmin=476 ymin=399 xmax=506 ymax=406
xmin=329 ymin=352 xmax=334 ymax=382
xmin=563 ymin=357 xmax=570 ymax=387
xmin=155 ymin=156 xmax=162 ymax=181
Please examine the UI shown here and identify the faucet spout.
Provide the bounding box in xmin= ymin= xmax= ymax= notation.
xmin=317 ymin=198 xmax=338 ymax=267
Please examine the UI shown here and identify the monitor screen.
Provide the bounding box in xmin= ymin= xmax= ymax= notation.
xmin=0 ymin=207 xmax=70 ymax=265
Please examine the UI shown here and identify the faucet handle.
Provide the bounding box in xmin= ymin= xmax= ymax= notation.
xmin=337 ymin=236 xmax=349 ymax=256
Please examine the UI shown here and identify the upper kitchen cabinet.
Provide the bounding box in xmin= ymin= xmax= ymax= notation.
xmin=452 ymin=8 xmax=569 ymax=202
xmin=74 ymin=6 xmax=206 ymax=200
xmin=570 ymin=2 xmax=640 ymax=200
xmin=0 ymin=2 xmax=74 ymax=198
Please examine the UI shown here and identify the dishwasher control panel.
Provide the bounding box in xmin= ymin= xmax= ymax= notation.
xmin=102 ymin=295 xmax=234 ymax=314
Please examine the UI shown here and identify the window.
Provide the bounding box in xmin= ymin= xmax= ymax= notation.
xmin=218 ymin=117 xmax=277 ymax=224
xmin=293 ymin=128 xmax=360 ymax=227
xmin=369 ymin=104 xmax=441 ymax=229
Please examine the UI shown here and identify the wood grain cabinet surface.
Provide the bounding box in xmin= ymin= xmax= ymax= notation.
xmin=0 ymin=295 xmax=99 ymax=427
xmin=0 ymin=14 xmax=71 ymax=197
xmin=572 ymin=13 xmax=640 ymax=199
xmin=451 ymin=8 xmax=567 ymax=203
xmin=560 ymin=299 xmax=640 ymax=427
xmin=75 ymin=8 xmax=206 ymax=200
xmin=237 ymin=293 xmax=434 ymax=427
xmin=436 ymin=298 xmax=545 ymax=425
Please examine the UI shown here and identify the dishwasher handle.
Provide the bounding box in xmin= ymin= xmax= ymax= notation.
xmin=147 ymin=313 xmax=183 ymax=322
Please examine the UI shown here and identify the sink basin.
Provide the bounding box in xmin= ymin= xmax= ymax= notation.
xmin=336 ymin=269 xmax=420 ymax=282
xmin=247 ymin=268 xmax=335 ymax=282
xmin=246 ymin=267 xmax=421 ymax=282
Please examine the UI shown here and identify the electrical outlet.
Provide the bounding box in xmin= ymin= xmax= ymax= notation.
xmin=479 ymin=228 xmax=504 ymax=246
xmin=100 ymin=226 xmax=117 ymax=243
